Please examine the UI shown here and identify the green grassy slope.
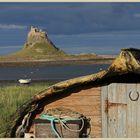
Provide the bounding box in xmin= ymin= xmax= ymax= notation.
xmin=7 ymin=42 xmax=66 ymax=59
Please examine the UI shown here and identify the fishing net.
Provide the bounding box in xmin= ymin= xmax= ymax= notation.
xmin=43 ymin=107 xmax=84 ymax=119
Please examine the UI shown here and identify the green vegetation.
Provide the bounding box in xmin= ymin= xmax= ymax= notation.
xmin=7 ymin=26 xmax=66 ymax=59
xmin=8 ymin=42 xmax=66 ymax=59
xmin=0 ymin=26 xmax=115 ymax=62
xmin=0 ymin=82 xmax=53 ymax=137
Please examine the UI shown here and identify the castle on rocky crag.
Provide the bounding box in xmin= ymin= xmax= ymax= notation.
xmin=24 ymin=26 xmax=51 ymax=48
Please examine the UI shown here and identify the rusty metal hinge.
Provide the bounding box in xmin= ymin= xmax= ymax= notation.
xmin=105 ymin=99 xmax=127 ymax=113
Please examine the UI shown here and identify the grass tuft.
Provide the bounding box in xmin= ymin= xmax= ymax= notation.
xmin=0 ymin=82 xmax=52 ymax=136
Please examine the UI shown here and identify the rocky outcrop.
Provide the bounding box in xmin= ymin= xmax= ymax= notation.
xmin=24 ymin=26 xmax=58 ymax=50
xmin=6 ymin=26 xmax=66 ymax=57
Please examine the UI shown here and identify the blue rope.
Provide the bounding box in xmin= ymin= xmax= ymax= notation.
xmin=39 ymin=114 xmax=81 ymax=138
xmin=40 ymin=114 xmax=61 ymax=138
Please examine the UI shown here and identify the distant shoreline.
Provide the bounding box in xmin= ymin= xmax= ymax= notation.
xmin=0 ymin=80 xmax=59 ymax=84
xmin=0 ymin=58 xmax=114 ymax=67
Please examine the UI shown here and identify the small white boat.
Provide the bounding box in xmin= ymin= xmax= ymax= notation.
xmin=18 ymin=79 xmax=31 ymax=84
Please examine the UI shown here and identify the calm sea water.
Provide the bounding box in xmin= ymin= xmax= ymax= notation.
xmin=0 ymin=64 xmax=109 ymax=81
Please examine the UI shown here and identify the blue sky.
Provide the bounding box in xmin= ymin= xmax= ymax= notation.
xmin=1 ymin=2 xmax=140 ymax=55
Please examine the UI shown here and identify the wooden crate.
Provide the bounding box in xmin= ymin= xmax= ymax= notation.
xmin=34 ymin=119 xmax=81 ymax=138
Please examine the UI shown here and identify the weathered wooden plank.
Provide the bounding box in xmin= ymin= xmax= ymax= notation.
xmin=136 ymin=84 xmax=140 ymax=137
xmin=42 ymin=86 xmax=102 ymax=138
xmin=86 ymin=116 xmax=102 ymax=138
xmin=101 ymin=83 xmax=140 ymax=138
xmin=90 ymin=125 xmax=102 ymax=138
xmin=51 ymin=93 xmax=101 ymax=100
xmin=45 ymin=105 xmax=101 ymax=116
xmin=47 ymin=96 xmax=100 ymax=106
xmin=92 ymin=133 xmax=102 ymax=138
xmin=126 ymin=84 xmax=137 ymax=137
xmin=101 ymin=85 xmax=108 ymax=137
xmin=70 ymin=87 xmax=100 ymax=96
xmin=88 ymin=115 xmax=101 ymax=126
xmin=117 ymin=83 xmax=127 ymax=137
xmin=107 ymin=83 xmax=118 ymax=137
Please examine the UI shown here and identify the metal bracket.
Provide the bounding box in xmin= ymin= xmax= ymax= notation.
xmin=105 ymin=99 xmax=127 ymax=113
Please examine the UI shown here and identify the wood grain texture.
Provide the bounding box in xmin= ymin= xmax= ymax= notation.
xmin=102 ymin=83 xmax=140 ymax=138
xmin=136 ymin=84 xmax=140 ymax=137
xmin=41 ymin=87 xmax=101 ymax=138
xmin=107 ymin=83 xmax=118 ymax=137
xmin=101 ymin=85 xmax=108 ymax=137
xmin=46 ymin=95 xmax=100 ymax=105
xmin=117 ymin=84 xmax=127 ymax=137
xmin=45 ymin=105 xmax=101 ymax=116
xmin=70 ymin=87 xmax=101 ymax=96
xmin=127 ymin=84 xmax=137 ymax=137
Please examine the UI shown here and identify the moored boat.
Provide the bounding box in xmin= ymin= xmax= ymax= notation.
xmin=18 ymin=79 xmax=31 ymax=84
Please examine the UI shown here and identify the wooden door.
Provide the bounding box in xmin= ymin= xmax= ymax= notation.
xmin=101 ymin=83 xmax=140 ymax=138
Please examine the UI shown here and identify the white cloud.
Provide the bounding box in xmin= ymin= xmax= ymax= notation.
xmin=0 ymin=46 xmax=22 ymax=49
xmin=134 ymin=14 xmax=140 ymax=18
xmin=0 ymin=24 xmax=27 ymax=29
